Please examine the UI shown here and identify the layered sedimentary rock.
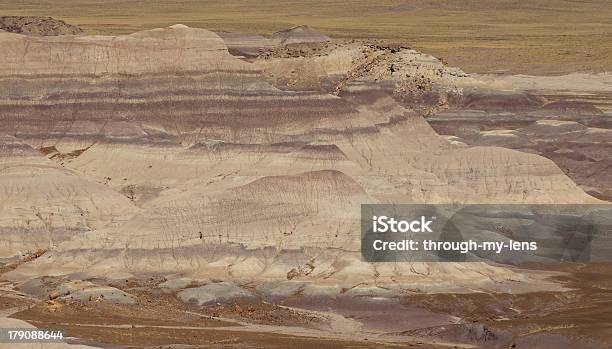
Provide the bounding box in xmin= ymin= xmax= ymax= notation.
xmin=0 ymin=25 xmax=600 ymax=291
xmin=429 ymin=81 xmax=612 ymax=201
xmin=0 ymin=135 xmax=138 ymax=258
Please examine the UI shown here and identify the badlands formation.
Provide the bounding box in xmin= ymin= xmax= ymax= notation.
xmin=0 ymin=23 xmax=609 ymax=348
xmin=0 ymin=24 xmax=596 ymax=275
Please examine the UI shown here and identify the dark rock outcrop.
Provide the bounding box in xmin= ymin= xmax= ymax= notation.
xmin=0 ymin=16 xmax=82 ymax=36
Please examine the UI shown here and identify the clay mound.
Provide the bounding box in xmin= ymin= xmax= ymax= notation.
xmin=0 ymin=135 xmax=138 ymax=258
xmin=91 ymin=169 xmax=370 ymax=251
xmin=271 ymin=25 xmax=330 ymax=46
xmin=0 ymin=16 xmax=82 ymax=36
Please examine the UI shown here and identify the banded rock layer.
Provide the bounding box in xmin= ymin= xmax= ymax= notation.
xmin=0 ymin=25 xmax=599 ymax=290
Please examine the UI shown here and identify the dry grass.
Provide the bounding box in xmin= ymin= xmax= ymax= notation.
xmin=1 ymin=0 xmax=611 ymax=74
